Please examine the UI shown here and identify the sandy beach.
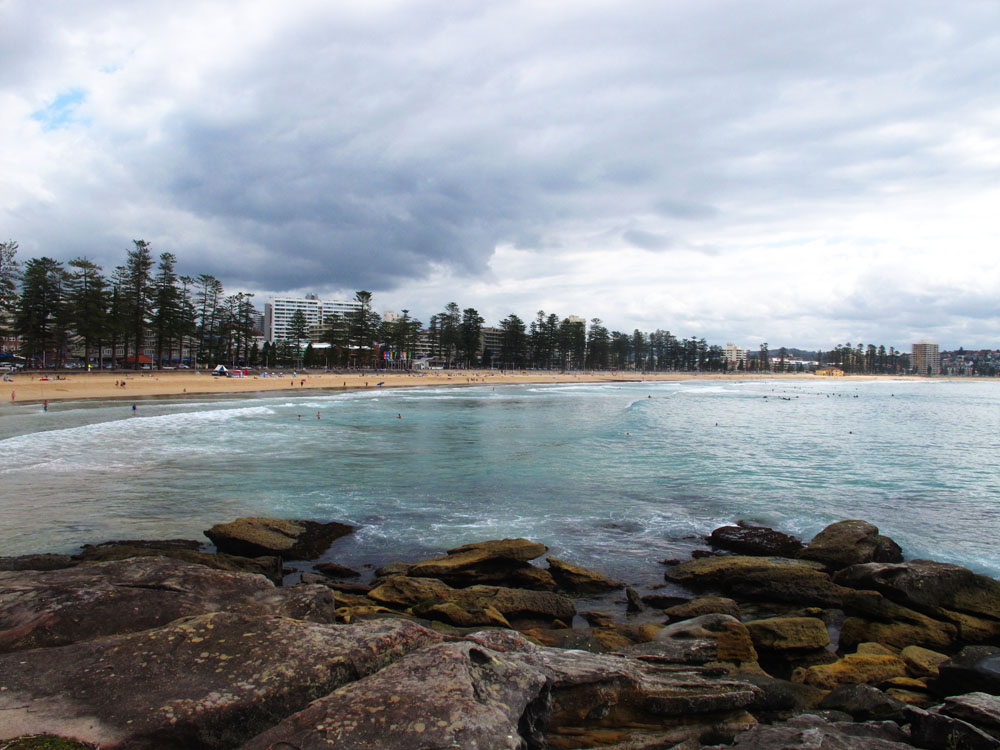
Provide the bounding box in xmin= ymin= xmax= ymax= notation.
xmin=1 ymin=369 xmax=843 ymax=405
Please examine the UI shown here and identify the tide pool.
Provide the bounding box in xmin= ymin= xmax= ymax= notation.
xmin=1 ymin=378 xmax=997 ymax=583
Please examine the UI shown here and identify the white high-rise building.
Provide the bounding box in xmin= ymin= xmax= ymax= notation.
xmin=264 ymin=295 xmax=363 ymax=342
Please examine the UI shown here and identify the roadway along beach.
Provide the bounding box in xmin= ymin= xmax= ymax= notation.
xmin=3 ymin=369 xmax=838 ymax=404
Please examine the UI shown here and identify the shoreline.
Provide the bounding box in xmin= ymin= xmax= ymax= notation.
xmin=0 ymin=369 xmax=952 ymax=406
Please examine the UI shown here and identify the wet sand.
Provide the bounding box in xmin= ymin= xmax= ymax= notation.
xmin=1 ymin=369 xmax=840 ymax=405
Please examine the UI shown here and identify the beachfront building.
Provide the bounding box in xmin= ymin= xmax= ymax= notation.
xmin=480 ymin=327 xmax=503 ymax=363
xmin=912 ymin=341 xmax=941 ymax=376
xmin=723 ymin=344 xmax=747 ymax=370
xmin=264 ymin=295 xmax=363 ymax=343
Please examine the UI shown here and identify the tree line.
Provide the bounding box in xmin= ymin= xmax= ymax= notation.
xmin=0 ymin=239 xmax=254 ymax=369
xmin=818 ymin=343 xmax=908 ymax=375
xmin=0 ymin=238 xmax=923 ymax=374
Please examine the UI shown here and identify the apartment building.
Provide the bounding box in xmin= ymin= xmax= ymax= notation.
xmin=723 ymin=344 xmax=747 ymax=369
xmin=911 ymin=341 xmax=941 ymax=376
xmin=264 ymin=295 xmax=363 ymax=342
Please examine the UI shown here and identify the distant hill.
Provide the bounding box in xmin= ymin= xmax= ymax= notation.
xmin=758 ymin=347 xmax=817 ymax=359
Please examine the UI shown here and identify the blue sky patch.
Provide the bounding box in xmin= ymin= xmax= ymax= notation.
xmin=31 ymin=88 xmax=87 ymax=131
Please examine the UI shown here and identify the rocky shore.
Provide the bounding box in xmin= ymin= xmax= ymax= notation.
xmin=1 ymin=517 xmax=999 ymax=749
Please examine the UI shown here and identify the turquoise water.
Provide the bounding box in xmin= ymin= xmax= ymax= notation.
xmin=1 ymin=378 xmax=998 ymax=583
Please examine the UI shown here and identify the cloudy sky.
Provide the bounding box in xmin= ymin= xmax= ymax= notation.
xmin=3 ymin=1 xmax=999 ymax=349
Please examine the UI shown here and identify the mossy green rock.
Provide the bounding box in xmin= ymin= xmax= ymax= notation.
xmin=408 ymin=538 xmax=556 ymax=590
xmin=664 ymin=596 xmax=741 ymax=620
xmin=791 ymin=651 xmax=907 ymax=689
xmin=204 ymin=517 xmax=354 ymax=560
xmin=745 ymin=616 xmax=830 ymax=651
xmin=546 ymin=556 xmax=623 ymax=593
xmin=665 ymin=555 xmax=849 ymax=607
xmin=833 ymin=559 xmax=1000 ymax=622
xmin=798 ymin=520 xmax=902 ymax=569
xmin=838 ymin=589 xmax=957 ymax=652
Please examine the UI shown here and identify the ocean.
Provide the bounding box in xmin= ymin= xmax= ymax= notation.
xmin=1 ymin=378 xmax=998 ymax=584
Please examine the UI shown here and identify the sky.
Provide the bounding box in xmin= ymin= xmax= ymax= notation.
xmin=2 ymin=0 xmax=999 ymax=350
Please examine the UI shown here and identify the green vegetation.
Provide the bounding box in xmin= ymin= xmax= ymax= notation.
xmin=7 ymin=237 xmax=976 ymax=374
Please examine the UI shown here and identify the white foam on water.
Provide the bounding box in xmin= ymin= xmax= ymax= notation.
xmin=0 ymin=405 xmax=275 ymax=473
xmin=675 ymin=385 xmax=740 ymax=395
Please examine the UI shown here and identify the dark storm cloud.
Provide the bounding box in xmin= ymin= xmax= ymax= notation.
xmin=3 ymin=0 xmax=1000 ymax=346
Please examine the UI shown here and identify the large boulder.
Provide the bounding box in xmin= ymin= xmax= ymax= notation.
xmin=481 ymin=631 xmax=762 ymax=748
xmin=367 ymin=575 xmax=454 ymax=608
xmin=833 ymin=559 xmax=1000 ymax=623
xmin=665 ymin=556 xmax=849 ymax=608
xmin=368 ymin=575 xmax=575 ymax=626
xmin=664 ymin=596 xmax=741 ymax=621
xmin=0 ymin=553 xmax=76 ymax=571
xmin=703 ymin=712 xmax=915 ymax=749
xmin=839 ymin=589 xmax=958 ymax=652
xmin=242 ymin=640 xmax=550 ymax=750
xmin=0 ymin=556 xmax=274 ymax=653
xmin=314 ymin=561 xmax=361 ymax=579
xmin=745 ymin=617 xmax=830 ymax=651
xmin=737 ymin=674 xmax=828 ymax=714
xmin=931 ymin=646 xmax=1000 ymax=698
xmin=245 ymin=584 xmax=343 ymax=623
xmin=943 ymin=692 xmax=1000 ymax=740
xmin=652 ymin=614 xmax=760 ymax=671
xmin=901 ymin=645 xmax=950 ymax=679
xmin=798 ymin=520 xmax=902 ymax=569
xmin=817 ymin=683 xmax=907 ymax=722
xmin=457 ymin=584 xmax=576 ymax=626
xmin=546 ymin=557 xmax=623 ymax=594
xmin=407 ymin=538 xmax=556 ymax=590
xmin=906 ymin=703 xmax=1000 ymax=750
xmin=0 ymin=614 xmax=443 ymax=749
xmin=247 ymin=630 xmax=763 ymax=750
xmin=204 ymin=517 xmax=353 ymax=560
xmin=791 ymin=649 xmax=908 ymax=690
xmin=74 ymin=541 xmax=283 ymax=584
xmin=708 ymin=523 xmax=804 ymax=557
xmin=412 ymin=599 xmax=511 ymax=628
xmin=743 ymin=616 xmax=835 ymax=679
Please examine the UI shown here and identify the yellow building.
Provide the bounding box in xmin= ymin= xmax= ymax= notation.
xmin=814 ymin=367 xmax=844 ymax=376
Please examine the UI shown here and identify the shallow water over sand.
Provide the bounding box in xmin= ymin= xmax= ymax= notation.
xmin=2 ymin=378 xmax=998 ymax=582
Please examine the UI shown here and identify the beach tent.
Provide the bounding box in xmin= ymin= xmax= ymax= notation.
xmin=212 ymin=365 xmax=230 ymax=376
